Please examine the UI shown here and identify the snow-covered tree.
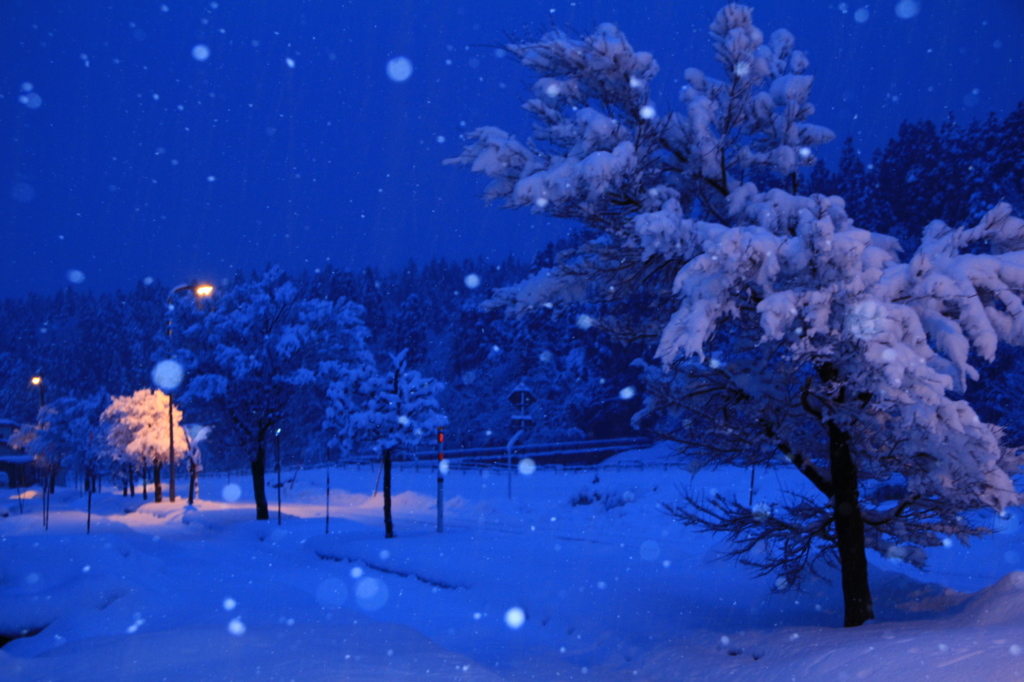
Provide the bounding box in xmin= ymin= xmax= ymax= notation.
xmin=11 ymin=392 xmax=107 ymax=491
xmin=101 ymin=388 xmax=185 ymax=502
xmin=338 ymin=349 xmax=446 ymax=538
xmin=182 ymin=424 xmax=210 ymax=505
xmin=449 ymin=4 xmax=1024 ymax=626
xmin=176 ymin=266 xmax=372 ymax=520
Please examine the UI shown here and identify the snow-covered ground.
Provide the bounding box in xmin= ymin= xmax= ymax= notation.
xmin=2 ymin=446 xmax=1024 ymax=681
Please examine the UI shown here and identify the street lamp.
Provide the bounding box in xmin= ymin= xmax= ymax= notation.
xmin=30 ymin=375 xmax=45 ymax=408
xmin=165 ymin=283 xmax=214 ymax=502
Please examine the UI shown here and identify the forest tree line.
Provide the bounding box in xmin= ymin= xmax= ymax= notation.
xmin=3 ymin=100 xmax=1022 ymax=463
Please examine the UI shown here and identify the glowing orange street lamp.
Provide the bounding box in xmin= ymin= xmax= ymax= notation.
xmin=165 ymin=283 xmax=214 ymax=502
xmin=30 ymin=375 xmax=45 ymax=408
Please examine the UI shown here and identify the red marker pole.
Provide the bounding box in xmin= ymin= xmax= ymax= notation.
xmin=437 ymin=427 xmax=445 ymax=534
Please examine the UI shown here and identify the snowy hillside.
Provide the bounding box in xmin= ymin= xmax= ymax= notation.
xmin=2 ymin=449 xmax=1024 ymax=681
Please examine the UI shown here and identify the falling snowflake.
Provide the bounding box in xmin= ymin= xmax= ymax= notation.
xmin=386 ymin=56 xmax=413 ymax=82
xmin=504 ymin=607 xmax=525 ymax=629
xmin=152 ymin=359 xmax=184 ymax=391
xmin=221 ymin=483 xmax=242 ymax=502
xmin=640 ymin=540 xmax=660 ymax=561
xmin=894 ymin=0 xmax=920 ymax=19
xmin=316 ymin=578 xmax=349 ymax=608
xmin=355 ymin=577 xmax=389 ymax=611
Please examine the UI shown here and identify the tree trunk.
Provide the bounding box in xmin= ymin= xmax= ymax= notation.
xmin=154 ymin=462 xmax=163 ymax=502
xmin=829 ymin=421 xmax=874 ymax=627
xmin=252 ymin=444 xmax=269 ymax=520
xmin=142 ymin=463 xmax=148 ymax=500
xmin=383 ymin=448 xmax=394 ymax=538
xmin=130 ymin=467 xmax=136 ymax=497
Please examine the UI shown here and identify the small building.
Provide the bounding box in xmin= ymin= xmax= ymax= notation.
xmin=0 ymin=418 xmax=36 ymax=488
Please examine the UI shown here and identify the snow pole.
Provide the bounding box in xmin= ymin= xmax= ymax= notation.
xmin=87 ymin=476 xmax=93 ymax=535
xmin=506 ymin=429 xmax=525 ymax=500
xmin=275 ymin=428 xmax=283 ymax=526
xmin=325 ymin=463 xmax=331 ymax=535
xmin=42 ymin=449 xmax=51 ymax=530
xmin=749 ymin=467 xmax=756 ymax=507
xmin=437 ymin=426 xmax=445 ymax=533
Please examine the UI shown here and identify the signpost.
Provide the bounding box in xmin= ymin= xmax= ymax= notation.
xmin=506 ymin=383 xmax=535 ymax=499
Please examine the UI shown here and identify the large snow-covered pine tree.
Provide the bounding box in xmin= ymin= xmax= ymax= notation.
xmin=448 ymin=3 xmax=1024 ymax=626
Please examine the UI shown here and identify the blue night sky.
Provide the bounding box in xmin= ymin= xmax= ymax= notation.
xmin=2 ymin=0 xmax=1022 ymax=297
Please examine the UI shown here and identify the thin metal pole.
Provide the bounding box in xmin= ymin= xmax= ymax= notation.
xmin=43 ymin=466 xmax=50 ymax=531
xmin=506 ymin=429 xmax=524 ymax=500
xmin=437 ymin=427 xmax=444 ymax=533
xmin=87 ymin=480 xmax=92 ymax=534
xmin=276 ymin=429 xmax=282 ymax=525
xmin=749 ymin=467 xmax=756 ymax=507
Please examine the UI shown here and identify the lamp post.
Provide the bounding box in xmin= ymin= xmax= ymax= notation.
xmin=30 ymin=375 xmax=45 ymax=408
xmin=166 ymin=283 xmax=214 ymax=502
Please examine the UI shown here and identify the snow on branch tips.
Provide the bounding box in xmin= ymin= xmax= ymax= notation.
xmin=451 ymin=2 xmax=1024 ymax=627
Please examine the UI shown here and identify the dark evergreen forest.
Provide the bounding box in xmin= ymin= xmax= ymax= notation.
xmin=3 ymin=102 xmax=1023 ymax=466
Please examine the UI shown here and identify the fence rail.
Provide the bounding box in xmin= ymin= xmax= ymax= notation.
xmin=406 ymin=436 xmax=655 ymax=469
xmin=202 ymin=438 xmax=663 ymax=481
